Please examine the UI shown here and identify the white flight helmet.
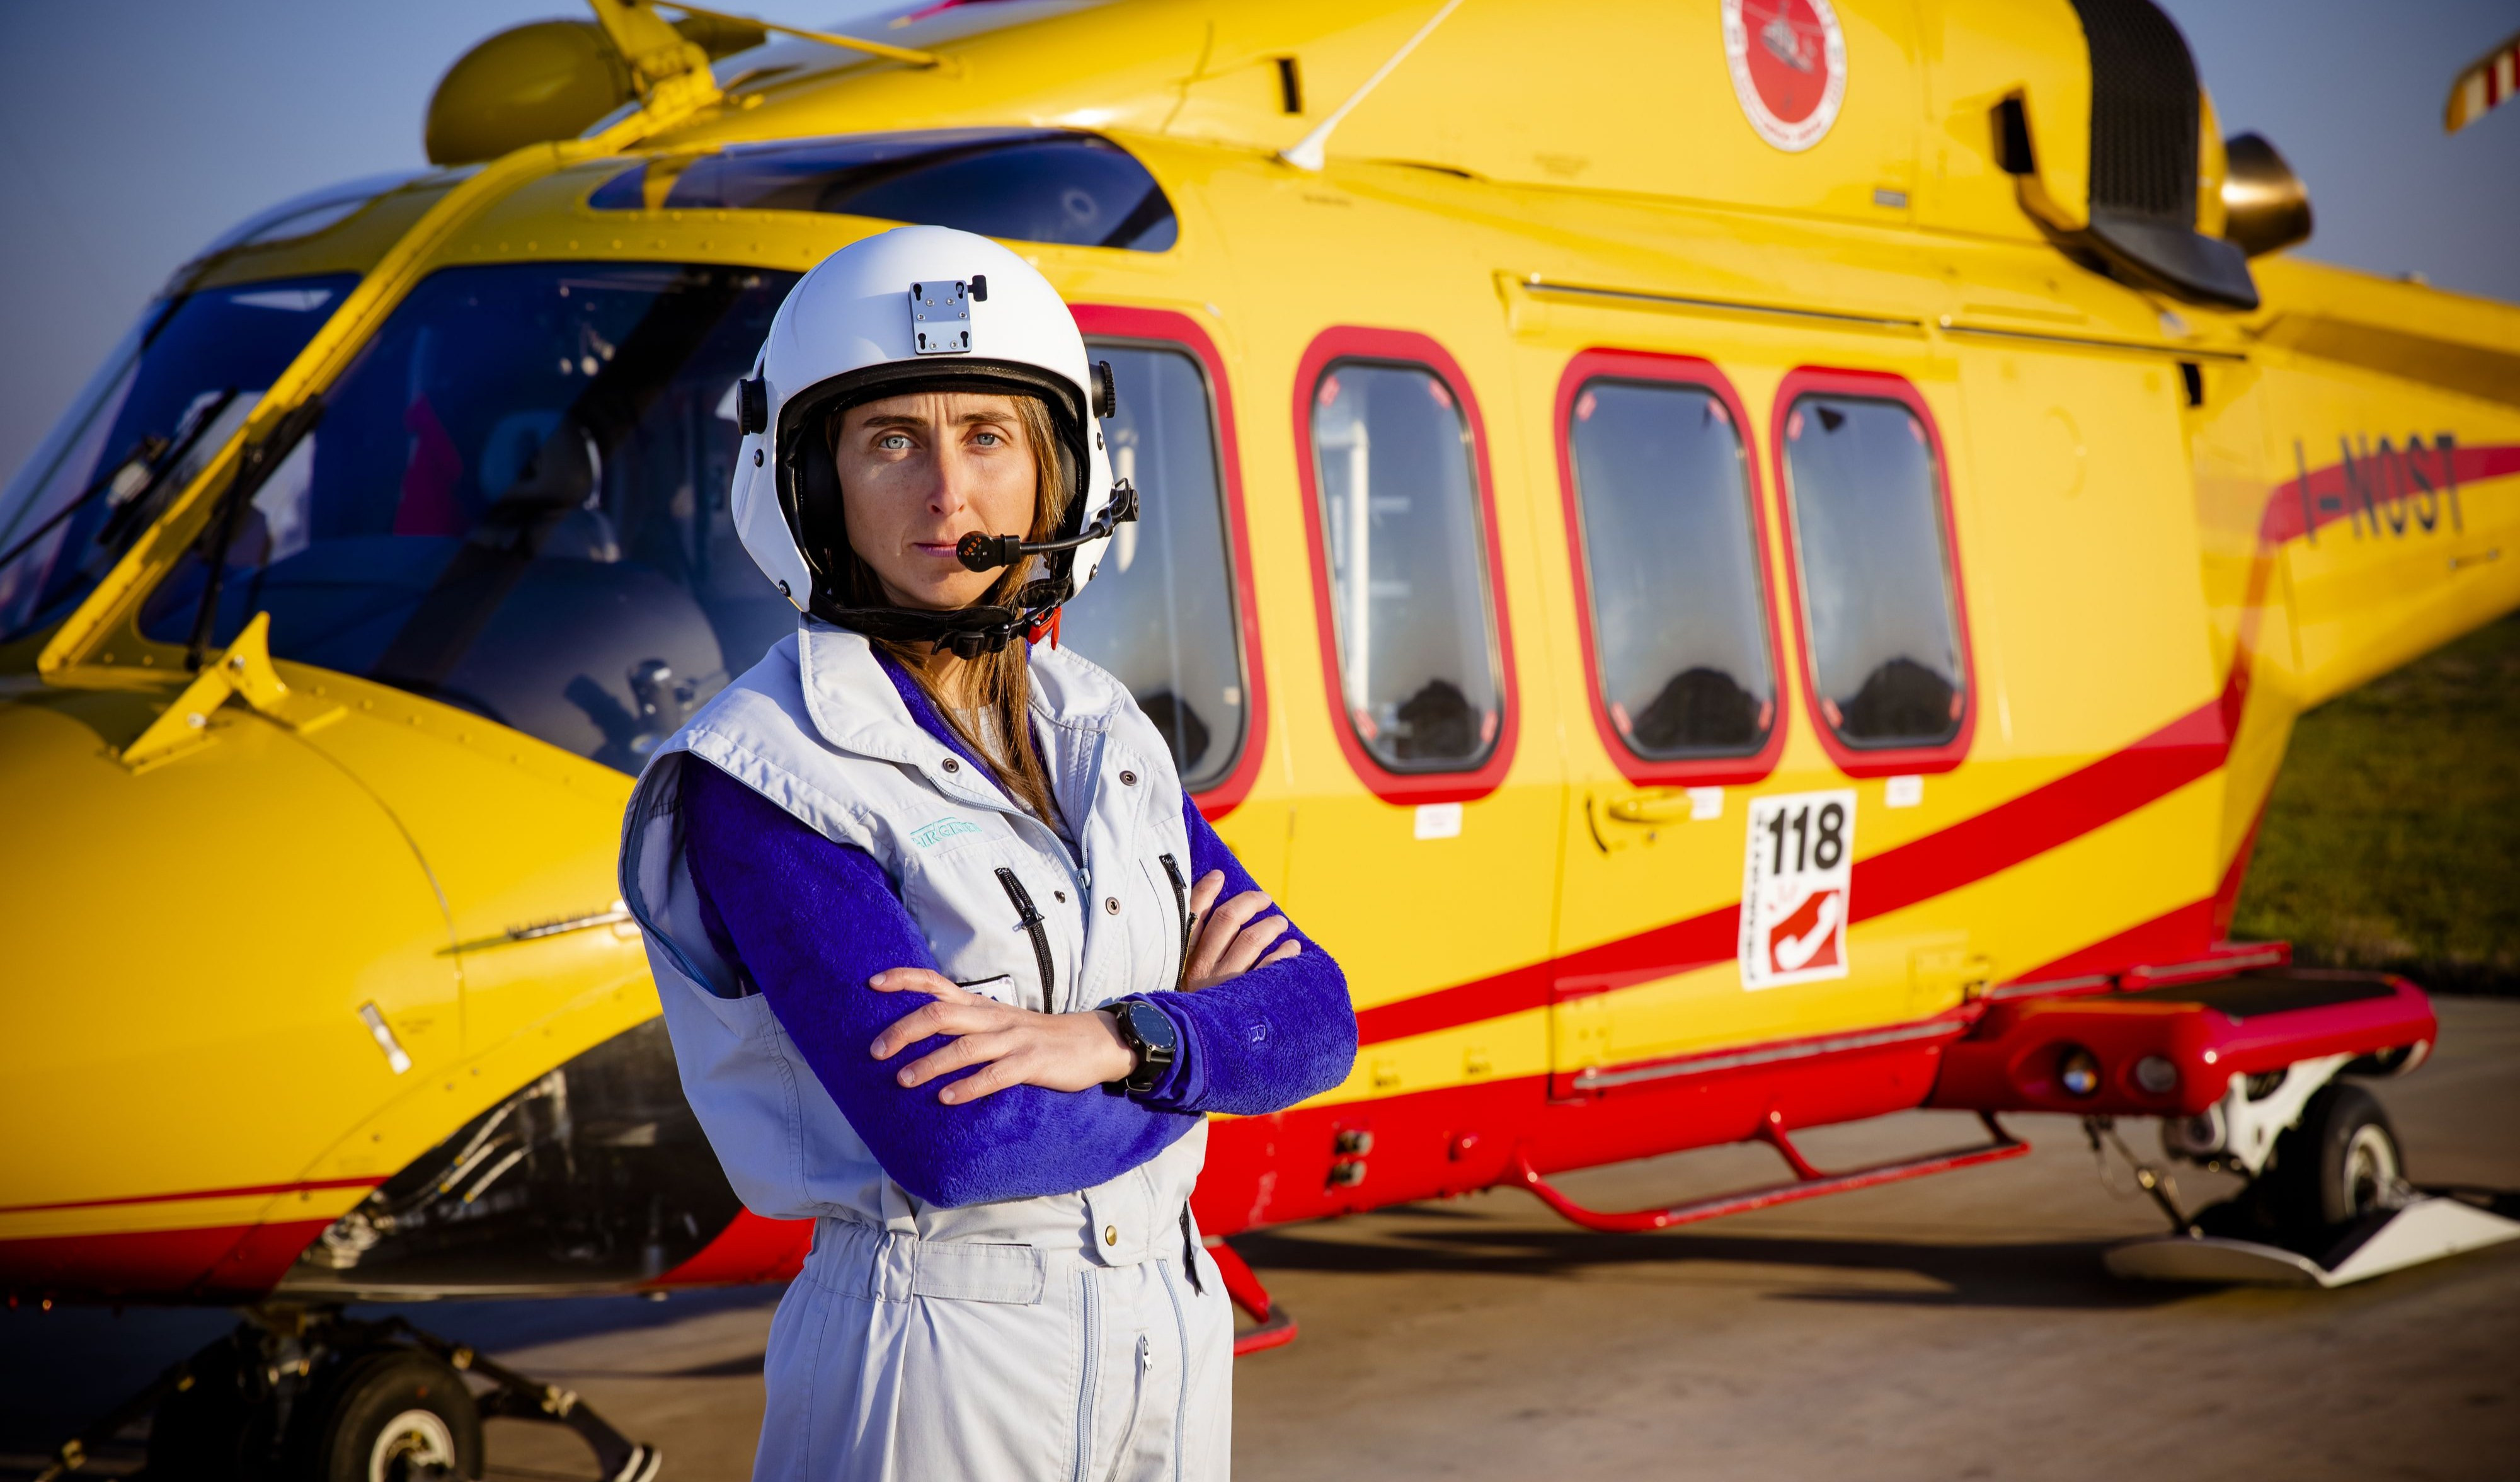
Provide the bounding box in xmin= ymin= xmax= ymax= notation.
xmin=728 ymin=224 xmax=1129 ymax=655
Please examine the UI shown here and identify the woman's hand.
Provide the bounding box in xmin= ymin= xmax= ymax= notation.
xmin=867 ymin=969 xmax=1135 ymax=1105
xmin=1182 ymin=870 xmax=1301 ymax=992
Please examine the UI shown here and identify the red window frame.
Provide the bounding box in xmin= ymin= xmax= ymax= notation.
xmin=1768 ymin=367 xmax=1978 ymax=778
xmin=1071 ymin=304 xmax=1268 ymax=820
xmin=1290 ymin=326 xmax=1521 ymax=806
xmin=1554 ymin=350 xmax=1789 ymax=788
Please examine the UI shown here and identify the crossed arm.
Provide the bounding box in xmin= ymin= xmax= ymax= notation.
xmin=679 ymin=759 xmax=1356 ymax=1207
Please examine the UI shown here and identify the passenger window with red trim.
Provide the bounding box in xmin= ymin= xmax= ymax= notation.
xmin=1777 ymin=376 xmax=1973 ymax=767
xmin=1309 ymin=360 xmax=1503 ymax=773
xmin=1562 ymin=364 xmax=1780 ymax=777
xmin=1060 ymin=340 xmax=1247 ymax=791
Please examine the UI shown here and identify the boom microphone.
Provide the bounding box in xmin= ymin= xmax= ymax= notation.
xmin=955 ymin=478 xmax=1140 ymax=572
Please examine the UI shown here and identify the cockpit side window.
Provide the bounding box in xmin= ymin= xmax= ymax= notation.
xmin=0 ymin=275 xmax=357 ymax=646
xmin=1559 ymin=353 xmax=1784 ymax=784
xmin=588 ymin=130 xmax=1177 ymax=253
xmin=1295 ymin=329 xmax=1518 ymax=803
xmin=136 ymin=262 xmax=801 ymax=773
xmin=1058 ymin=328 xmax=1252 ymax=798
xmin=1776 ymin=371 xmax=1974 ymax=771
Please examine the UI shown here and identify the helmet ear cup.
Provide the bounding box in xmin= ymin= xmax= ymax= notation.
xmin=774 ymin=401 xmax=850 ymax=602
xmin=794 ymin=437 xmax=847 ymax=600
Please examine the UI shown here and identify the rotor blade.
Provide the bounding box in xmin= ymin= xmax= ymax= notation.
xmin=2445 ymin=28 xmax=2519 ymax=134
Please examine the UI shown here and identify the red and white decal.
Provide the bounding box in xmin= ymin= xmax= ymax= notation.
xmin=1740 ymin=790 xmax=1854 ymax=989
xmin=1721 ymin=0 xmax=1848 ymax=154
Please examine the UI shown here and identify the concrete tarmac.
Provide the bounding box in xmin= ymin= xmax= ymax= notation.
xmin=7 ymin=997 xmax=2516 ymax=1481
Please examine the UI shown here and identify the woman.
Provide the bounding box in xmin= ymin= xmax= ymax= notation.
xmin=619 ymin=225 xmax=1356 ymax=1481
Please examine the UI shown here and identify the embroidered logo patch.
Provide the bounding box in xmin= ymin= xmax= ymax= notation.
xmin=909 ymin=816 xmax=983 ymax=850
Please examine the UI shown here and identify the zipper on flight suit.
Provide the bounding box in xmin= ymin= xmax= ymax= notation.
xmin=995 ymin=868 xmax=1057 ymax=1013
xmin=1158 ymin=854 xmax=1193 ymax=992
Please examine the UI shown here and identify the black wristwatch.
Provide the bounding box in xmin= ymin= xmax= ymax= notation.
xmin=1104 ymin=999 xmax=1179 ymax=1096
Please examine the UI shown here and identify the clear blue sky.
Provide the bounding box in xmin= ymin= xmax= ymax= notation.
xmin=2 ymin=1 xmax=2514 ymax=478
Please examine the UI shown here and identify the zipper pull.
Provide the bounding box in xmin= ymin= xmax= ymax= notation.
xmin=994 ymin=868 xmax=1057 ymax=1014
xmin=1159 ymin=853 xmax=1193 ymax=992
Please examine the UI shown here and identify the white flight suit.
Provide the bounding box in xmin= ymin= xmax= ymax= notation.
xmin=620 ymin=621 xmax=1231 ymax=1481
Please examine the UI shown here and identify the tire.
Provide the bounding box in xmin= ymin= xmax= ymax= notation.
xmin=2264 ymin=1081 xmax=2405 ymax=1236
xmin=294 ymin=1349 xmax=483 ymax=1482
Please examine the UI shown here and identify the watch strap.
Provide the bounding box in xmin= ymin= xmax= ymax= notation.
xmin=1103 ymin=999 xmax=1177 ymax=1096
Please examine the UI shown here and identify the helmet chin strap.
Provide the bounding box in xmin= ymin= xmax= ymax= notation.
xmin=817 ymin=600 xmax=1041 ymax=658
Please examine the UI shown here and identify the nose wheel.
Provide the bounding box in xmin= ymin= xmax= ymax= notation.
xmin=304 ymin=1350 xmax=481 ymax=1482
xmin=37 ymin=1307 xmax=662 ymax=1482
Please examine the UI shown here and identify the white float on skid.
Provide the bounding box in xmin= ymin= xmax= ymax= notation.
xmin=2102 ymin=1044 xmax=2520 ymax=1288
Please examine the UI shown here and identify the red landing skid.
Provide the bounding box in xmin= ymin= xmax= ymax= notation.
xmin=1510 ymin=1110 xmax=2029 ymax=1232
xmin=1206 ymin=1238 xmax=1299 ymax=1357
xmin=1214 ymin=1113 xmax=2025 ymax=1353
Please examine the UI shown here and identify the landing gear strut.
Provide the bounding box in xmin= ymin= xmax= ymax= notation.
xmin=2108 ymin=1064 xmax=2520 ymax=1287
xmin=36 ymin=1306 xmax=662 ymax=1482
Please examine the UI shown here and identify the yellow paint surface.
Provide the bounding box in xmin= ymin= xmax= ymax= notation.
xmin=4 ymin=0 xmax=2518 ymax=1259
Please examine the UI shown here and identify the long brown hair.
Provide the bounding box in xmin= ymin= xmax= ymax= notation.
xmin=827 ymin=393 xmax=1072 ymax=822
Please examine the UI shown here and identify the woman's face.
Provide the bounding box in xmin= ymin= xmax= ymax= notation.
xmin=830 ymin=391 xmax=1040 ymax=611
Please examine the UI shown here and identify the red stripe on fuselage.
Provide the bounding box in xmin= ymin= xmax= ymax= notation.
xmin=1356 ymin=694 xmax=2225 ymax=1047
xmin=0 ymin=1176 xmax=384 ymax=1217
xmin=0 ymin=1219 xmax=336 ymax=1302
xmin=1848 ymin=699 xmax=2226 ymax=924
xmin=1355 ymin=442 xmax=2520 ymax=1049
xmin=2268 ymin=440 xmax=2520 ymax=547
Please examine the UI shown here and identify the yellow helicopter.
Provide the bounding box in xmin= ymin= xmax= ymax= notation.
xmin=6 ymin=0 xmax=2517 ymax=1475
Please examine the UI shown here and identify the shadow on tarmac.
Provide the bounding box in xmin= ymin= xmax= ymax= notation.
xmin=1228 ymin=1217 xmax=2192 ymax=1312
xmin=0 ymin=1284 xmax=783 ymax=1454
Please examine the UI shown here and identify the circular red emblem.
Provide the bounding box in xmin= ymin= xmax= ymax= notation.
xmin=1722 ymin=0 xmax=1847 ymax=152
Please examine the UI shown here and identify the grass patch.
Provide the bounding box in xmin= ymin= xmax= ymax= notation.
xmin=2233 ymin=609 xmax=2520 ymax=994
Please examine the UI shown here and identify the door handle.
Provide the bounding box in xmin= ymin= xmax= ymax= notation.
xmin=1601 ymin=787 xmax=1724 ymax=824
xmin=1603 ymin=792 xmax=1691 ymax=824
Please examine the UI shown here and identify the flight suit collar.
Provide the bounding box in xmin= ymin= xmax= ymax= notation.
xmin=793 ymin=618 xmax=1137 ymax=824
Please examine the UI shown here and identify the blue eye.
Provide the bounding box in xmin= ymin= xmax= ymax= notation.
xmin=878 ymin=433 xmax=911 ymax=450
xmin=973 ymin=431 xmax=1003 ymax=446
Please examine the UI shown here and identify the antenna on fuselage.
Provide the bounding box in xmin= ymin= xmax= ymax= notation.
xmin=1280 ymin=0 xmax=1467 ymax=172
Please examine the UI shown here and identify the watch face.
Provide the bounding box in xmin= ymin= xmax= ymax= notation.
xmin=1128 ymin=1001 xmax=1178 ymax=1056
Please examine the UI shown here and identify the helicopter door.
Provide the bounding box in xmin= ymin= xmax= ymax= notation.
xmin=1526 ymin=297 xmax=1982 ymax=1100
xmin=1537 ymin=351 xmax=1799 ymax=1094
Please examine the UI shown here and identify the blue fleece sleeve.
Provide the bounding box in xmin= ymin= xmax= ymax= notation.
xmin=1125 ymin=797 xmax=1359 ymax=1117
xmin=678 ymin=759 xmax=1198 ymax=1209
